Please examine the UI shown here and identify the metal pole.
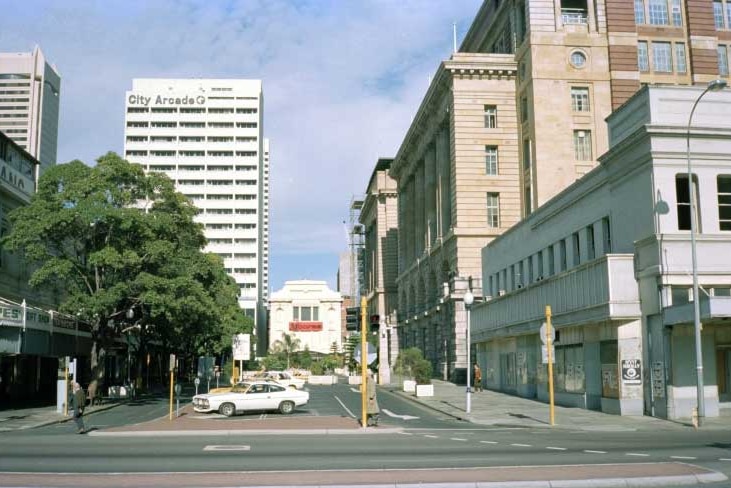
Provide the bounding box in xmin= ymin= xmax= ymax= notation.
xmin=466 ymin=307 xmax=471 ymax=414
xmin=169 ymin=371 xmax=174 ymax=420
xmin=685 ymin=80 xmax=726 ymax=425
xmin=546 ymin=305 xmax=555 ymax=426
xmin=360 ymin=296 xmax=368 ymax=428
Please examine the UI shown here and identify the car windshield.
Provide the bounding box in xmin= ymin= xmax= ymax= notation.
xmin=231 ymin=383 xmax=251 ymax=393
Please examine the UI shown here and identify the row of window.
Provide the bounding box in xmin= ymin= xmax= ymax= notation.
xmin=126 ymin=121 xmax=258 ymax=128
xmin=487 ymin=217 xmax=612 ymax=298
xmin=183 ymin=194 xmax=257 ymax=200
xmin=676 ymin=174 xmax=731 ymax=231
xmin=177 ymin=179 xmax=256 ymax=185
xmin=638 ymin=41 xmax=687 ymax=73
xmin=127 ymin=107 xmax=257 ymax=114
xmin=714 ymin=0 xmax=731 ymax=29
xmin=127 ymin=135 xmax=257 ymax=143
xmin=293 ymin=306 xmax=319 ymax=322
xmin=205 ymin=223 xmax=257 ymax=230
xmin=202 ymin=208 xmax=257 ymax=215
xmin=127 ymin=150 xmax=257 ymax=157
xmin=634 ymin=0 xmax=682 ymax=26
xmin=148 ymin=165 xmax=256 ymax=171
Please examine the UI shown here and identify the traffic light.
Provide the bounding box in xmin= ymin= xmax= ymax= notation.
xmin=345 ymin=307 xmax=359 ymax=331
xmin=370 ymin=314 xmax=380 ymax=335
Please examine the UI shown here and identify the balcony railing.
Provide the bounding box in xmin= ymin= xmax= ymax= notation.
xmin=562 ymin=8 xmax=588 ymax=24
xmin=472 ymin=255 xmax=640 ymax=339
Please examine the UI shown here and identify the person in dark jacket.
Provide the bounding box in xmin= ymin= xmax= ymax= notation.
xmin=70 ymin=382 xmax=86 ymax=434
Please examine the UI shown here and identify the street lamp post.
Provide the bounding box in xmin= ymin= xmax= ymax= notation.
xmin=686 ymin=79 xmax=727 ymax=426
xmin=464 ymin=289 xmax=474 ymax=414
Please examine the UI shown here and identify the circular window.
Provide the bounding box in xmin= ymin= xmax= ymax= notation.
xmin=570 ymin=50 xmax=587 ymax=68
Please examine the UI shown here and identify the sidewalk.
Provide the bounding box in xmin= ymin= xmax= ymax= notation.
xmin=388 ymin=379 xmax=731 ymax=431
xmin=0 ymin=398 xmax=127 ymax=432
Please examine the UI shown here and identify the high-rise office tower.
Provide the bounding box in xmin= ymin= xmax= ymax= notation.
xmin=0 ymin=46 xmax=61 ymax=174
xmin=123 ymin=79 xmax=268 ymax=343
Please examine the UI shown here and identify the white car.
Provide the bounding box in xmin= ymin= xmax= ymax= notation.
xmin=192 ymin=380 xmax=309 ymax=416
xmin=261 ymin=371 xmax=306 ymax=389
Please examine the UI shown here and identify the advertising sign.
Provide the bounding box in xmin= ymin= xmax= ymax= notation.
xmin=232 ymin=333 xmax=250 ymax=361
xmin=621 ymin=359 xmax=642 ymax=385
xmin=288 ymin=321 xmax=323 ymax=332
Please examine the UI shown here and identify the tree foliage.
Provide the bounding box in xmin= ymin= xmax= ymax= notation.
xmin=1 ymin=152 xmax=250 ymax=388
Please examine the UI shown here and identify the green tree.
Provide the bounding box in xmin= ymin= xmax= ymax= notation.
xmin=1 ymin=152 xmax=244 ymax=392
xmin=270 ymin=332 xmax=301 ymax=370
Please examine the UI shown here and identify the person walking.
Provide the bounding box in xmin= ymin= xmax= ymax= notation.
xmin=366 ymin=372 xmax=380 ymax=426
xmin=70 ymin=382 xmax=87 ymax=434
xmin=473 ymin=362 xmax=483 ymax=392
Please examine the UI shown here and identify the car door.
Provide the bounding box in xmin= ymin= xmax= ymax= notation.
xmin=265 ymin=384 xmax=287 ymax=409
xmin=238 ymin=383 xmax=269 ymax=411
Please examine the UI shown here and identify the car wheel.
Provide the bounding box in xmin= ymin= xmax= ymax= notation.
xmin=279 ymin=401 xmax=295 ymax=415
xmin=219 ymin=402 xmax=236 ymax=417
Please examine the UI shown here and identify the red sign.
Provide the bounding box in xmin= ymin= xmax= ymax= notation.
xmin=289 ymin=321 xmax=323 ymax=332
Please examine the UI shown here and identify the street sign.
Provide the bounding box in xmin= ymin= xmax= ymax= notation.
xmin=539 ymin=322 xmax=555 ymax=344
xmin=169 ymin=354 xmax=176 ymax=372
xmin=621 ymin=359 xmax=642 ymax=384
xmin=232 ymin=333 xmax=250 ymax=361
xmin=354 ymin=342 xmax=377 ymax=365
xmin=194 ymin=377 xmax=200 ymax=386
xmin=541 ymin=345 xmax=555 ymax=364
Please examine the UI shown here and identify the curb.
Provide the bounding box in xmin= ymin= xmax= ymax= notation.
xmin=89 ymin=427 xmax=405 ymax=437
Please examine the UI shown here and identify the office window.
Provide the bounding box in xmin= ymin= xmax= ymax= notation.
xmin=559 ymin=240 xmax=567 ymax=271
xmin=715 ymin=0 xmax=725 ymax=28
xmin=536 ymin=250 xmax=544 ymax=279
xmin=676 ymin=174 xmax=699 ymax=231
xmin=571 ymin=87 xmax=590 ymax=112
xmin=547 ymin=246 xmax=555 ymax=276
xmin=587 ymin=225 xmax=596 ymax=260
xmin=572 ymin=232 xmax=581 ymax=265
xmin=675 ymin=43 xmax=687 ymax=73
xmin=727 ymin=0 xmax=731 ymax=28
xmin=573 ymin=130 xmax=592 ymax=160
xmin=635 ymin=0 xmax=646 ymax=23
xmin=718 ymin=176 xmax=731 ymax=230
xmin=602 ymin=217 xmax=612 ymax=253
xmin=653 ymin=42 xmax=673 ymax=72
xmin=649 ymin=0 xmax=669 ymax=24
xmin=719 ymin=45 xmax=729 ymax=76
xmin=484 ymin=105 xmax=497 ymax=128
xmin=520 ymin=97 xmax=528 ymax=122
xmin=485 ymin=146 xmax=498 ymax=175
xmin=672 ymin=0 xmax=682 ymax=25
xmin=638 ymin=42 xmax=650 ymax=71
xmin=523 ymin=184 xmax=532 ymax=216
xmin=487 ymin=193 xmax=500 ymax=228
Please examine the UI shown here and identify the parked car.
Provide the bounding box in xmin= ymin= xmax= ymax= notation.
xmin=192 ymin=380 xmax=309 ymax=416
xmin=260 ymin=371 xmax=306 ymax=389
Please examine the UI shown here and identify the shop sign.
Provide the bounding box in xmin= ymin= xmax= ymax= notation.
xmin=289 ymin=321 xmax=322 ymax=332
xmin=0 ymin=304 xmax=22 ymax=324
xmin=621 ymin=359 xmax=642 ymax=385
xmin=0 ymin=144 xmax=34 ymax=199
xmin=128 ymin=94 xmax=206 ymax=107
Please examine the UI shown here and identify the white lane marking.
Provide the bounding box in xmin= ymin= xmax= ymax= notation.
xmin=333 ymin=395 xmax=356 ymax=418
xmin=626 ymin=453 xmax=650 ymax=457
xmin=546 ymin=446 xmax=567 ymax=451
xmin=480 ymin=441 xmax=498 ymax=444
xmin=381 ymin=408 xmax=419 ymax=420
xmin=584 ymin=450 xmax=607 ymax=454
xmin=670 ymin=456 xmax=697 ymax=460
xmin=203 ymin=445 xmax=251 ymax=451
xmin=451 ymin=437 xmax=468 ymax=441
xmin=350 ymin=387 xmax=361 ymax=393
xmin=424 ymin=435 xmax=439 ymax=439
xmin=511 ymin=443 xmax=532 ymax=447
xmin=720 ymin=458 xmax=731 ymax=461
xmin=398 ymin=432 xmax=414 ymax=436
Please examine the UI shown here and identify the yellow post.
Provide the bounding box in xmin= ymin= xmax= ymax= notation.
xmin=546 ymin=305 xmax=555 ymax=426
xmin=63 ymin=360 xmax=69 ymax=416
xmin=360 ymin=296 xmax=368 ymax=429
xmin=169 ymin=370 xmax=174 ymax=420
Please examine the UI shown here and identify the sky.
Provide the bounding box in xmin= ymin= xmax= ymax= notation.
xmin=1 ymin=0 xmax=483 ymax=292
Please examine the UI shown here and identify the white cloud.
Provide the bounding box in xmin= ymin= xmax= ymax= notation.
xmin=1 ymin=0 xmax=482 ymax=258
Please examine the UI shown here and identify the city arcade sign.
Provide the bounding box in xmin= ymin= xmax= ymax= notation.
xmin=127 ymin=94 xmax=206 ymax=107
xmin=0 ymin=143 xmax=34 ymax=199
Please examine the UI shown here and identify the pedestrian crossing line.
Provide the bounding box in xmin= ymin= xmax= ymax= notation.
xmin=511 ymin=443 xmax=532 ymax=447
xmin=480 ymin=441 xmax=498 ymax=444
xmin=626 ymin=453 xmax=650 ymax=457
xmin=670 ymin=456 xmax=696 ymax=460
xmin=545 ymin=446 xmax=567 ymax=451
xmin=424 ymin=435 xmax=439 ymax=439
xmin=398 ymin=432 xmax=413 ymax=436
xmin=450 ymin=438 xmax=468 ymax=441
xmin=584 ymin=450 xmax=607 ymax=454
xmin=720 ymin=458 xmax=731 ymax=461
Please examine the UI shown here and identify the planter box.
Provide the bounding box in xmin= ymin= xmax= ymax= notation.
xmin=403 ymin=380 xmax=416 ymax=393
xmin=348 ymin=376 xmax=363 ymax=385
xmin=416 ymin=384 xmax=434 ymax=397
xmin=307 ymin=375 xmax=337 ymax=385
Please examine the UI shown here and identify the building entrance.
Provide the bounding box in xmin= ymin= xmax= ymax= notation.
xmin=718 ymin=346 xmax=731 ymax=403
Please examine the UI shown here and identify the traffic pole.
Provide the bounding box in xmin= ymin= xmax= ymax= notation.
xmin=546 ymin=305 xmax=555 ymax=426
xmin=169 ymin=370 xmax=174 ymax=420
xmin=63 ymin=360 xmax=69 ymax=416
xmin=361 ymin=296 xmax=368 ymax=429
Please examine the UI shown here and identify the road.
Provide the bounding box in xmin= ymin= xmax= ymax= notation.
xmin=0 ymin=383 xmax=729 ymax=487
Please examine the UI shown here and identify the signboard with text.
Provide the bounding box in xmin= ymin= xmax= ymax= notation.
xmin=289 ymin=321 xmax=323 ymax=332
xmin=232 ymin=333 xmax=250 ymax=361
xmin=621 ymin=359 xmax=642 ymax=385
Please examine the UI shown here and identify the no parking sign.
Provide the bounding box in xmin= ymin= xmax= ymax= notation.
xmin=621 ymin=359 xmax=642 ymax=385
